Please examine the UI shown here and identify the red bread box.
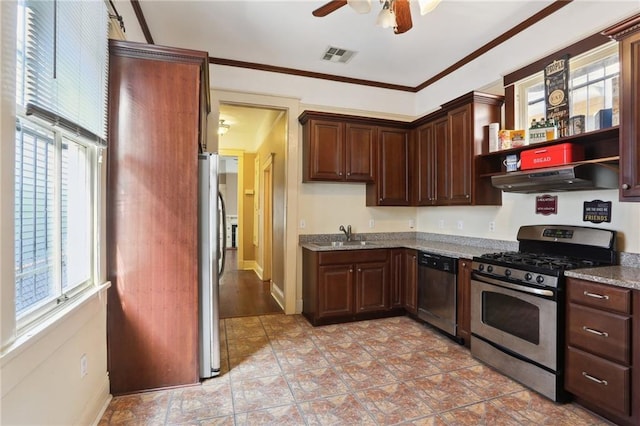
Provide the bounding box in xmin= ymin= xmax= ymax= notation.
xmin=520 ymin=143 xmax=584 ymax=170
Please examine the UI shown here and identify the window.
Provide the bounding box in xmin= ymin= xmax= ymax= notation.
xmin=515 ymin=42 xmax=619 ymax=132
xmin=14 ymin=119 xmax=94 ymax=321
xmin=14 ymin=0 xmax=108 ymax=327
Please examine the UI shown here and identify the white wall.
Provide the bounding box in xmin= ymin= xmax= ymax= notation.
xmin=210 ymin=65 xmax=417 ymax=117
xmin=416 ymin=190 xmax=640 ymax=253
xmin=298 ymin=182 xmax=417 ymax=235
xmin=1 ymin=294 xmax=110 ymax=426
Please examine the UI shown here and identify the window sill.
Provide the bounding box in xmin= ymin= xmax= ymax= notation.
xmin=0 ymin=281 xmax=111 ymax=365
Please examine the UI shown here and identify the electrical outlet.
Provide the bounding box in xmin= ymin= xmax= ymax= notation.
xmin=369 ymin=219 xmax=375 ymax=229
xmin=80 ymin=354 xmax=88 ymax=378
xmin=489 ymin=221 xmax=496 ymax=232
xmin=438 ymin=219 xmax=445 ymax=229
xmin=457 ymin=220 xmax=464 ymax=230
xmin=299 ymin=219 xmax=306 ymax=229
xmin=409 ymin=219 xmax=415 ymax=229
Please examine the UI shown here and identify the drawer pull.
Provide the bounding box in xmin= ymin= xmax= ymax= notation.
xmin=582 ymin=326 xmax=609 ymax=337
xmin=582 ymin=372 xmax=608 ymax=386
xmin=583 ymin=291 xmax=609 ymax=300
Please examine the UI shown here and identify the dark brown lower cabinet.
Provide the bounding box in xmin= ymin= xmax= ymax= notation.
xmin=402 ymin=249 xmax=418 ymax=315
xmin=355 ymin=261 xmax=389 ymax=313
xmin=390 ymin=248 xmax=417 ymax=314
xmin=391 ymin=250 xmax=404 ymax=308
xmin=303 ymin=248 xmax=407 ymax=326
xmin=565 ymin=277 xmax=639 ymax=426
xmin=456 ymin=258 xmax=472 ymax=347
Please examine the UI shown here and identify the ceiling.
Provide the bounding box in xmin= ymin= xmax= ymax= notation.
xmin=111 ymin=1 xmax=636 ymax=149
xmin=113 ymin=0 xmax=563 ymax=88
xmin=215 ymin=104 xmax=283 ymax=151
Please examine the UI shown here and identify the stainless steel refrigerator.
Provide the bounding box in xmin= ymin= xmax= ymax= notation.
xmin=198 ymin=153 xmax=226 ymax=379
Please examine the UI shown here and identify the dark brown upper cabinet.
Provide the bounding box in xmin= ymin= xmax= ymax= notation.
xmin=603 ymin=15 xmax=640 ymax=201
xmin=366 ymin=127 xmax=412 ymax=206
xmin=415 ymin=115 xmax=447 ymax=205
xmin=413 ymin=92 xmax=504 ymax=206
xmin=299 ymin=112 xmax=377 ymax=183
xmin=300 ymin=91 xmax=503 ymax=207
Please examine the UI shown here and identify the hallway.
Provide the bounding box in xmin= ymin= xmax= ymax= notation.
xmin=219 ymin=249 xmax=282 ymax=318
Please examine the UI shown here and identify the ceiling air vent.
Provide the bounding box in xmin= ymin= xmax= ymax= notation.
xmin=322 ymin=46 xmax=356 ymax=64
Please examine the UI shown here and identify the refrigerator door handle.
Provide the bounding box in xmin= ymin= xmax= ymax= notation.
xmin=218 ymin=191 xmax=227 ymax=278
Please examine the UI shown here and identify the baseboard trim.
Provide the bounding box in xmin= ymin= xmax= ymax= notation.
xmin=87 ymin=374 xmax=111 ymax=426
xmin=270 ymin=282 xmax=285 ymax=310
xmin=254 ymin=264 xmax=264 ymax=281
xmin=241 ymin=260 xmax=257 ymax=271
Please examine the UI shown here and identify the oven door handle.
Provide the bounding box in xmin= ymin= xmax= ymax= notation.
xmin=471 ymin=272 xmax=555 ymax=297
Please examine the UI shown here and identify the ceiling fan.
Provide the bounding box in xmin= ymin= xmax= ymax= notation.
xmin=312 ymin=0 xmax=442 ymax=35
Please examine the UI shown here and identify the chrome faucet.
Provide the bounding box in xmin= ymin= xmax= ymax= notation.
xmin=339 ymin=224 xmax=352 ymax=241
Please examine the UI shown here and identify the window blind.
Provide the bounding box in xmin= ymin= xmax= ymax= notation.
xmin=23 ymin=0 xmax=109 ymax=145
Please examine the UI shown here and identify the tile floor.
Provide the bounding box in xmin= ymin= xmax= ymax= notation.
xmin=99 ymin=314 xmax=612 ymax=425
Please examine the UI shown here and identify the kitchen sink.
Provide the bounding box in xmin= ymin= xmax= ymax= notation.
xmin=312 ymin=241 xmax=379 ymax=247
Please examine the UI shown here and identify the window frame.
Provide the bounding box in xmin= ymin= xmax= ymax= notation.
xmin=14 ymin=110 xmax=101 ymax=332
xmin=503 ymin=33 xmax=614 ymax=131
xmin=513 ymin=42 xmax=619 ymax=130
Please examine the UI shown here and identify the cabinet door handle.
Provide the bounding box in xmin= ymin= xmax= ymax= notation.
xmin=338 ymin=172 xmax=343 ymax=176
xmin=358 ymin=268 xmax=362 ymax=272
xmin=583 ymin=291 xmax=609 ymax=300
xmin=582 ymin=372 xmax=608 ymax=386
xmin=582 ymin=326 xmax=609 ymax=337
xmin=622 ymin=183 xmax=630 ymax=190
xmin=349 ymin=269 xmax=353 ymax=273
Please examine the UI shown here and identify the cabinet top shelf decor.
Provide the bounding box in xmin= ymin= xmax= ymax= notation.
xmin=478 ymin=126 xmax=620 ymax=160
xmin=475 ymin=126 xmax=620 ymax=180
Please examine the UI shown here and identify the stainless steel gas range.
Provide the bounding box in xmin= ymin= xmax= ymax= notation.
xmin=470 ymin=225 xmax=617 ymax=402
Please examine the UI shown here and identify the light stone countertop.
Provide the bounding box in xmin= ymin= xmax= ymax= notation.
xmin=300 ymin=238 xmax=498 ymax=260
xmin=300 ymin=232 xmax=640 ymax=291
xmin=565 ymin=266 xmax=640 ymax=291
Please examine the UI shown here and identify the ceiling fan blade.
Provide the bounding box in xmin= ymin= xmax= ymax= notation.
xmin=312 ymin=0 xmax=348 ymax=17
xmin=393 ymin=0 xmax=413 ymax=34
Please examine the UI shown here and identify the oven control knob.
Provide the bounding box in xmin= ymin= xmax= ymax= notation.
xmin=478 ymin=264 xmax=485 ymax=271
xmin=525 ymin=273 xmax=533 ymax=281
xmin=487 ymin=265 xmax=493 ymax=273
xmin=504 ymin=269 xmax=511 ymax=277
xmin=536 ymin=275 xmax=545 ymax=284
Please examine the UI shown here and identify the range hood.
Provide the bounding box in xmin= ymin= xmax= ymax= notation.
xmin=491 ymin=163 xmax=619 ymax=193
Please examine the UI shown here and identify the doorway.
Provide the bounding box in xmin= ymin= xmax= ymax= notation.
xmin=217 ymin=104 xmax=284 ymax=318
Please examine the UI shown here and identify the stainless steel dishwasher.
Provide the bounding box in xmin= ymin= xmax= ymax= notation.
xmin=417 ymin=251 xmax=458 ymax=337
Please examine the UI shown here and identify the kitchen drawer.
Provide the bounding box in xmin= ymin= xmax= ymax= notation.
xmin=565 ymin=346 xmax=630 ymax=416
xmin=567 ymin=303 xmax=631 ymax=364
xmin=318 ymin=248 xmax=388 ymax=265
xmin=567 ymin=278 xmax=631 ymax=314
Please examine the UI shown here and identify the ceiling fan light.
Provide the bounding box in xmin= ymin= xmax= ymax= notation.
xmin=418 ymin=0 xmax=441 ymax=15
xmin=376 ymin=2 xmax=396 ymax=29
xmin=347 ymin=0 xmax=371 ymax=14
xmin=218 ymin=119 xmax=230 ymax=136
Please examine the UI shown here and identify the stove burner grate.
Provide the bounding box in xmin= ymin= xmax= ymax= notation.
xmin=479 ymin=251 xmax=599 ymax=272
